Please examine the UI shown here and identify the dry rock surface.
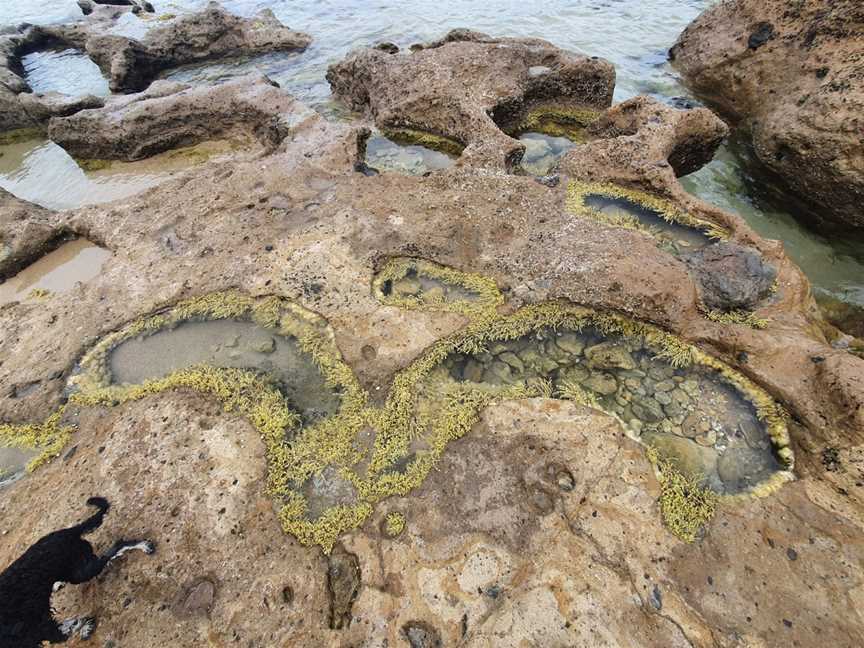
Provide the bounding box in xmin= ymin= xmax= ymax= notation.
xmin=0 ymin=18 xmax=862 ymax=648
xmin=48 ymin=75 xmax=317 ymax=161
xmin=671 ymin=0 xmax=864 ymax=229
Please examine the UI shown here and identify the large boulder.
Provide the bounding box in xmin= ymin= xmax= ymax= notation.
xmin=327 ymin=29 xmax=616 ymax=169
xmin=85 ymin=2 xmax=312 ymax=93
xmin=671 ymin=0 xmax=864 ymax=230
xmin=684 ymin=241 xmax=778 ymax=312
xmin=0 ymin=189 xmax=63 ymax=281
xmin=47 ymin=75 xmax=314 ymax=161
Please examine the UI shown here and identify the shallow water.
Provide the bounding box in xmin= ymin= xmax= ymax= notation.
xmin=0 ymin=447 xmax=36 ymax=488
xmin=584 ymin=194 xmax=713 ymax=255
xmin=0 ymin=238 xmax=110 ymax=305
xmin=432 ymin=326 xmax=782 ymax=494
xmin=682 ymin=140 xmax=864 ymax=321
xmin=22 ymin=48 xmax=110 ymax=97
xmin=0 ymin=136 xmax=245 ymax=210
xmin=364 ymin=134 xmax=456 ymax=175
xmin=109 ymin=319 xmax=341 ymax=421
xmin=518 ymin=132 xmax=575 ymax=176
xmin=0 ymin=0 xmax=860 ymax=318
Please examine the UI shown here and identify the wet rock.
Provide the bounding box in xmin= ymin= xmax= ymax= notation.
xmin=401 ymin=621 xmax=442 ymax=648
xmin=85 ymin=3 xmax=311 ymax=93
xmin=644 ymin=432 xmax=719 ymax=485
xmin=0 ymin=189 xmax=63 ymax=280
xmin=717 ymin=447 xmax=774 ymax=490
xmin=555 ymin=332 xmax=585 ymax=356
xmin=671 ymin=0 xmax=864 ymax=229
xmin=327 ymin=30 xmax=615 ymax=170
xmin=585 ymin=341 xmax=636 ymax=370
xmin=327 ymin=545 xmax=361 ymax=630
xmin=684 ymin=241 xmax=777 ymax=311
xmin=632 ymin=397 xmax=665 ymax=423
xmin=583 ymin=372 xmax=618 ymax=396
xmin=48 ymin=75 xmax=313 ymax=161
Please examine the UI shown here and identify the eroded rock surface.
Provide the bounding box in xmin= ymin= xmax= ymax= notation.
xmin=0 ymin=26 xmax=862 ymax=648
xmin=684 ymin=241 xmax=778 ymax=312
xmin=0 ymin=189 xmax=63 ymax=280
xmin=671 ymin=0 xmax=864 ymax=229
xmin=327 ymin=29 xmax=616 ymax=169
xmin=48 ymin=75 xmax=315 ymax=161
xmin=86 ymin=2 xmax=312 ymax=93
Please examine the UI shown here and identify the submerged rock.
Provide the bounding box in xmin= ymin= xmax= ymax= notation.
xmin=86 ymin=2 xmax=311 ymax=93
xmin=48 ymin=75 xmax=313 ymax=161
xmin=684 ymin=241 xmax=777 ymax=311
xmin=671 ymin=0 xmax=864 ymax=229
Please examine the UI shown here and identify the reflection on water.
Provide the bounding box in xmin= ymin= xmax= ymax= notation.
xmin=584 ymin=194 xmax=713 ymax=255
xmin=22 ymin=48 xmax=110 ymax=97
xmin=0 ymin=238 xmax=111 ymax=305
xmin=0 ymin=136 xmax=246 ymax=210
xmin=682 ymin=140 xmax=864 ymax=322
xmin=518 ymin=132 xmax=576 ymax=176
xmin=364 ymin=134 xmax=456 ymax=175
xmin=109 ymin=319 xmax=341 ymax=422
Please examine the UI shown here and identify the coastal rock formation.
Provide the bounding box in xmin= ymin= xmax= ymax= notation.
xmin=86 ymin=2 xmax=312 ymax=93
xmin=670 ymin=0 xmax=864 ymax=229
xmin=0 ymin=24 xmax=863 ymax=648
xmin=0 ymin=24 xmax=106 ymax=131
xmin=327 ymin=29 xmax=616 ymax=169
xmin=0 ymin=189 xmax=62 ymax=280
xmin=48 ymin=75 xmax=315 ymax=161
xmin=0 ymin=3 xmax=311 ymax=133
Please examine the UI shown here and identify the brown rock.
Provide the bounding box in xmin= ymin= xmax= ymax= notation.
xmin=85 ymin=2 xmax=312 ymax=93
xmin=671 ymin=0 xmax=864 ymax=229
xmin=327 ymin=29 xmax=616 ymax=170
xmin=47 ymin=75 xmax=313 ymax=161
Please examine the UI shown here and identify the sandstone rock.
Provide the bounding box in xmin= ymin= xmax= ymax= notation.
xmin=327 ymin=30 xmax=615 ymax=170
xmin=0 ymin=36 xmax=862 ymax=648
xmin=671 ymin=0 xmax=864 ymax=229
xmin=585 ymin=341 xmax=636 ymax=370
xmin=0 ymin=188 xmax=63 ymax=280
xmin=684 ymin=241 xmax=777 ymax=311
xmin=47 ymin=75 xmax=314 ymax=161
xmin=582 ymin=372 xmax=618 ymax=396
xmin=85 ymin=2 xmax=312 ymax=93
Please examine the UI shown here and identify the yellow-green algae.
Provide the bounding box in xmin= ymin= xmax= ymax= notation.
xmin=372 ymin=257 xmax=503 ymax=318
xmin=384 ymin=511 xmax=406 ymax=537
xmin=647 ymin=446 xmax=717 ymax=543
xmin=504 ymin=105 xmax=600 ymax=141
xmin=704 ymin=309 xmax=770 ymax=330
xmin=566 ymin=181 xmax=730 ymax=242
xmin=381 ymin=128 xmax=465 ymax=157
xmin=2 ymin=270 xmax=794 ymax=549
xmin=567 ymin=182 xmax=774 ymax=331
xmin=0 ymin=407 xmax=73 ymax=472
xmin=0 ymin=127 xmax=43 ymax=146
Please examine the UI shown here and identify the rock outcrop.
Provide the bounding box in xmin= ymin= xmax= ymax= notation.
xmin=670 ymin=0 xmax=864 ymax=229
xmin=0 ymin=189 xmax=63 ymax=280
xmin=48 ymin=75 xmax=315 ymax=161
xmin=327 ymin=29 xmax=616 ymax=169
xmin=86 ymin=2 xmax=312 ymax=93
xmin=0 ymin=25 xmax=863 ymax=648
